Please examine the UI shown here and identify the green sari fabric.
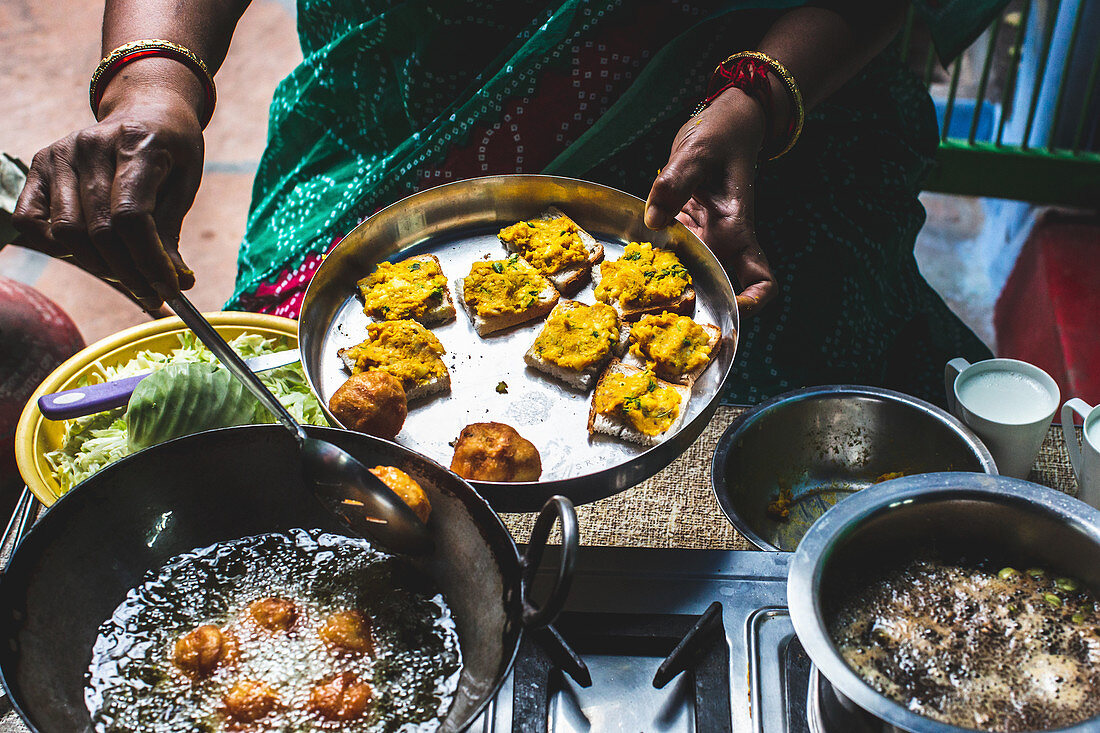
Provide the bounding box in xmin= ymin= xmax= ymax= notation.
xmin=230 ymin=0 xmax=1004 ymax=405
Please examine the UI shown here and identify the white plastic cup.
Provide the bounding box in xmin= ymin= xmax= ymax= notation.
xmin=1062 ymin=399 xmax=1100 ymax=509
xmin=945 ymin=358 xmax=1060 ymax=479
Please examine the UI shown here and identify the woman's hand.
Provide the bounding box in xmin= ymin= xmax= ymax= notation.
xmin=13 ymin=81 xmax=204 ymax=310
xmin=644 ymin=88 xmax=777 ymax=316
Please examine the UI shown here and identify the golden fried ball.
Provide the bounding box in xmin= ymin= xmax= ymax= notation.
xmin=172 ymin=624 xmax=236 ymax=677
xmin=308 ymin=672 xmax=373 ymax=721
xmin=222 ymin=679 xmax=279 ymax=722
xmin=450 ymin=422 xmax=542 ymax=482
xmin=319 ymin=610 xmax=374 ymax=655
xmin=328 ymin=371 xmax=407 ymax=439
xmin=369 ymin=465 xmax=431 ymax=523
xmin=246 ymin=597 xmax=299 ymax=632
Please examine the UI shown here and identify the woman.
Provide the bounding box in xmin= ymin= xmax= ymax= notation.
xmin=13 ymin=0 xmax=995 ymax=405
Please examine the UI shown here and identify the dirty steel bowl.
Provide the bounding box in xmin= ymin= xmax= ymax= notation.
xmin=788 ymin=473 xmax=1100 ymax=733
xmin=711 ymin=386 xmax=996 ymax=551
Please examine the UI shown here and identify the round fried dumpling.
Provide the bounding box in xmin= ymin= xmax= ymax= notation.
xmin=223 ymin=679 xmax=279 ymax=722
xmin=369 ymin=465 xmax=431 ymax=523
xmin=308 ymin=672 xmax=373 ymax=721
xmin=319 ymin=610 xmax=374 ymax=655
xmin=246 ymin=597 xmax=298 ymax=632
xmin=328 ymin=371 xmax=407 ymax=439
xmin=450 ymin=422 xmax=542 ymax=482
xmin=172 ymin=624 xmax=236 ymax=677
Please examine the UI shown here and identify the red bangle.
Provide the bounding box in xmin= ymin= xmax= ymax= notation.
xmin=694 ymin=51 xmax=804 ymax=160
xmin=90 ymin=40 xmax=217 ymax=129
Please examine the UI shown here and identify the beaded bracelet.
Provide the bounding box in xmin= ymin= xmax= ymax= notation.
xmin=90 ymin=39 xmax=217 ymax=129
xmin=694 ymin=51 xmax=805 ymax=161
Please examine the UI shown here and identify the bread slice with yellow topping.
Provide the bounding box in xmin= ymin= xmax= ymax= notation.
xmin=356 ymin=254 xmax=456 ymax=325
xmin=456 ymin=254 xmax=559 ymax=336
xmin=592 ymin=242 xmax=696 ymax=321
xmin=587 ymin=361 xmax=692 ymax=446
xmin=498 ymin=208 xmax=603 ymax=296
xmin=622 ymin=312 xmax=721 ymax=386
xmin=524 ymin=301 xmax=628 ymax=390
xmin=336 ymin=320 xmax=450 ymax=401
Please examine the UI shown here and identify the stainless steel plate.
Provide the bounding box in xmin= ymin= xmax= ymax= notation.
xmin=299 ymin=175 xmax=738 ymax=511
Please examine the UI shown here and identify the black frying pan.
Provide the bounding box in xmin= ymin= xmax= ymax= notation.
xmin=0 ymin=425 xmax=578 ymax=732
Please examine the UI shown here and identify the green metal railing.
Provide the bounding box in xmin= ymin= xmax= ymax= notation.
xmin=905 ymin=0 xmax=1100 ymax=207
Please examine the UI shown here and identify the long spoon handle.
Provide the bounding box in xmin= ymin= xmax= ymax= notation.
xmin=165 ymin=295 xmax=309 ymax=444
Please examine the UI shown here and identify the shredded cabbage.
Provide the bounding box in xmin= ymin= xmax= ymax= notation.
xmin=44 ymin=333 xmax=328 ymax=493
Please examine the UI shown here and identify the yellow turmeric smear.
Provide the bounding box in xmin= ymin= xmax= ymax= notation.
xmin=499 ymin=216 xmax=588 ymax=276
xmin=594 ymin=242 xmax=691 ymax=310
xmin=343 ymin=320 xmax=446 ymax=390
xmin=593 ymin=368 xmax=681 ymax=436
xmin=629 ymin=312 xmax=712 ymax=378
xmin=463 ymin=255 xmax=547 ymax=317
xmin=357 ymin=257 xmax=447 ymax=321
xmin=532 ymin=302 xmax=619 ymax=371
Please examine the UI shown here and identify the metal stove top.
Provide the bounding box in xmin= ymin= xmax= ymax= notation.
xmin=474 ymin=546 xmax=808 ymax=733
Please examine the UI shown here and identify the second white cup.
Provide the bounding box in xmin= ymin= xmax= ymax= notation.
xmin=1062 ymin=399 xmax=1100 ymax=510
xmin=945 ymin=357 xmax=1060 ymax=479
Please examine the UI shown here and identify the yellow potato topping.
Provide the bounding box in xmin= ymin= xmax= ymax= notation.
xmin=342 ymin=320 xmax=446 ymax=390
xmin=463 ymin=255 xmax=547 ymax=316
xmin=629 ymin=312 xmax=712 ymax=378
xmin=499 ymin=216 xmax=588 ymax=275
xmin=593 ymin=369 xmax=681 ymax=436
xmin=594 ymin=242 xmax=691 ymax=310
xmin=356 ymin=257 xmax=447 ymax=321
xmin=532 ymin=303 xmax=619 ymax=371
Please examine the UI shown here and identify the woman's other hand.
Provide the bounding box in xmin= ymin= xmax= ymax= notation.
xmin=13 ymin=68 xmax=204 ymax=311
xmin=644 ymin=88 xmax=777 ymax=317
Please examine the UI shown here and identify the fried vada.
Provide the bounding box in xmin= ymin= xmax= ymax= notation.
xmin=319 ymin=610 xmax=374 ymax=655
xmin=246 ymin=597 xmax=298 ymax=632
xmin=369 ymin=465 xmax=431 ymax=522
xmin=222 ymin=679 xmax=279 ymax=722
xmin=172 ymin=624 xmax=236 ymax=677
xmin=328 ymin=371 xmax=407 ymax=439
xmin=450 ymin=422 xmax=542 ymax=481
xmin=308 ymin=672 xmax=373 ymax=721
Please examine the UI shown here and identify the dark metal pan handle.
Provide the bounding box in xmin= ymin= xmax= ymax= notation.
xmin=520 ymin=495 xmax=578 ymax=628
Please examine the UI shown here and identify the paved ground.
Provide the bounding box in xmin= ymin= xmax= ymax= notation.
xmin=0 ymin=0 xmax=300 ymax=343
xmin=1 ymin=0 xmax=999 ymax=349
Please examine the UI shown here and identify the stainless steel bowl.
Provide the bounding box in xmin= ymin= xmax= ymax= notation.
xmin=788 ymin=473 xmax=1100 ymax=733
xmin=711 ymin=386 xmax=996 ymax=551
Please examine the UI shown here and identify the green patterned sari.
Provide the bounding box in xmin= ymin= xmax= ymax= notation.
xmin=230 ymin=0 xmax=1002 ymax=406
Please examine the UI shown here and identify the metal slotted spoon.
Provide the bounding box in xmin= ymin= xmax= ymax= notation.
xmin=165 ymin=295 xmax=434 ymax=555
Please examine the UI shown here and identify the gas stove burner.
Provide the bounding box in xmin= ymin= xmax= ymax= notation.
xmin=511 ymin=603 xmax=732 ymax=733
xmin=807 ymin=665 xmax=887 ymax=733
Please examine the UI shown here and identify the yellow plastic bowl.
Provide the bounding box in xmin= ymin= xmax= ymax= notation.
xmin=15 ymin=312 xmax=299 ymax=506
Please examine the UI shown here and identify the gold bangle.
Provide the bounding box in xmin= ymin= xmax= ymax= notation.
xmin=718 ymin=51 xmax=805 ymax=161
xmin=90 ymin=39 xmax=217 ymax=128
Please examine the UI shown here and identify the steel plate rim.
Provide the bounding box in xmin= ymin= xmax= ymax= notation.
xmin=299 ymin=174 xmax=738 ymax=512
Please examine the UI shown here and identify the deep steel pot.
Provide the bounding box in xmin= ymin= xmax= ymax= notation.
xmin=788 ymin=473 xmax=1100 ymax=732
xmin=0 ymin=425 xmax=578 ymax=732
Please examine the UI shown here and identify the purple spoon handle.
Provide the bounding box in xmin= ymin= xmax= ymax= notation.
xmin=38 ymin=374 xmax=148 ymax=420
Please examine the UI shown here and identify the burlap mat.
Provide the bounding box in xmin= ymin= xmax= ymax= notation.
xmin=500 ymin=406 xmax=1084 ymax=551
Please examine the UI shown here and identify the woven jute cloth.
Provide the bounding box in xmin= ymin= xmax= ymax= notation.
xmin=500 ymin=406 xmax=1085 ymax=551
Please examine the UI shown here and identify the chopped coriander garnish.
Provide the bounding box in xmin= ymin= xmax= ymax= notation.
xmin=491 ymin=262 xmax=504 ymax=274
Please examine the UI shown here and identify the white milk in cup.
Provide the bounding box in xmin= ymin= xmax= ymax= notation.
xmin=945 ymin=358 xmax=1060 ymax=479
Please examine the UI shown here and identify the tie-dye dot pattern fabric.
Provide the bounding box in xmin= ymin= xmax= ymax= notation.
xmin=229 ymin=0 xmax=995 ymax=406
